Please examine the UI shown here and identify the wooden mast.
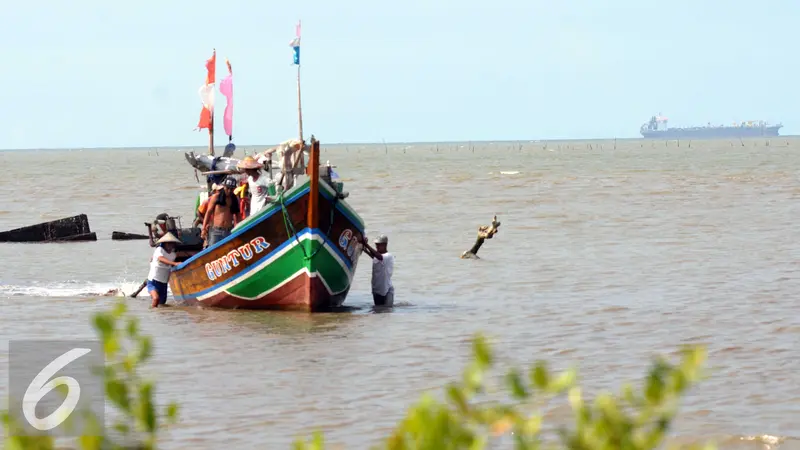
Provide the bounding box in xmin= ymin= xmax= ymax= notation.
xmin=307 ymin=138 xmax=319 ymax=230
xmin=209 ymin=111 xmax=215 ymax=156
xmin=298 ymin=21 xmax=317 ymax=231
xmin=208 ymin=48 xmax=216 ymax=156
xmin=296 ymin=20 xmax=304 ymax=143
xmin=297 ymin=59 xmax=304 ymax=143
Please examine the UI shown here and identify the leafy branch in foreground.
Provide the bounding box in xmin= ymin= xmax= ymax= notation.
xmin=295 ymin=335 xmax=713 ymax=450
xmin=3 ymin=301 xmax=178 ymax=450
xmin=3 ymin=301 xmax=714 ymax=450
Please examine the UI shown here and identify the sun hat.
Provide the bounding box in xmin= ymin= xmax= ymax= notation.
xmin=236 ymin=156 xmax=262 ymax=170
xmin=156 ymin=232 xmax=181 ymax=245
xmin=374 ymin=234 xmax=388 ymax=245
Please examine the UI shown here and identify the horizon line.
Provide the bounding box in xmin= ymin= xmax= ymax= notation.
xmin=3 ymin=134 xmax=800 ymax=152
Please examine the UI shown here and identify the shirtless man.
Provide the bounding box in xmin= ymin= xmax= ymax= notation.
xmin=201 ymin=176 xmax=240 ymax=247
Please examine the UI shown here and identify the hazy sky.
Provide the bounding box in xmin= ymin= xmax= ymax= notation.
xmin=1 ymin=0 xmax=798 ymax=149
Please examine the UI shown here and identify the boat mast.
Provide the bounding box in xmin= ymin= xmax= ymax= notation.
xmin=197 ymin=49 xmax=217 ymax=156
xmin=295 ymin=21 xmax=303 ymax=143
xmin=307 ymin=138 xmax=319 ymax=230
xmin=209 ymin=49 xmax=216 ymax=156
xmin=209 ymin=107 xmax=215 ymax=156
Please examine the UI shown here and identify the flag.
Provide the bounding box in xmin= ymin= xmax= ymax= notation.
xmin=289 ymin=21 xmax=301 ymax=65
xmin=197 ymin=50 xmax=216 ymax=130
xmin=219 ymin=58 xmax=234 ymax=138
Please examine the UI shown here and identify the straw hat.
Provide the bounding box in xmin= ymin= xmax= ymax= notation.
xmin=237 ymin=156 xmax=261 ymax=170
xmin=157 ymin=232 xmax=181 ymax=245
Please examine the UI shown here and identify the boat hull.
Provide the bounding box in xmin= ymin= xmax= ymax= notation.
xmin=168 ymin=177 xmax=365 ymax=311
xmin=641 ymin=125 xmax=782 ymax=139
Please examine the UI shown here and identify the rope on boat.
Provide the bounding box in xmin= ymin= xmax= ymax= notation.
xmin=276 ymin=188 xmax=338 ymax=261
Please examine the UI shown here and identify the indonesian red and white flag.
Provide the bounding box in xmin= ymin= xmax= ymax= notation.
xmin=197 ymin=50 xmax=216 ymax=130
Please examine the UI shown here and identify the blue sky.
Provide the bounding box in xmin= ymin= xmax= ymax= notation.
xmin=1 ymin=0 xmax=798 ymax=149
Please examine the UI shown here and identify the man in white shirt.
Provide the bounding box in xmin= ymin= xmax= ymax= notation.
xmin=361 ymin=234 xmax=395 ymax=306
xmin=147 ymin=232 xmax=181 ymax=308
xmin=237 ymin=156 xmax=274 ymax=217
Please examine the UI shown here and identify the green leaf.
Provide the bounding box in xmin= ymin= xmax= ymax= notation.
xmin=92 ymin=314 xmax=114 ymax=339
xmin=505 ymin=368 xmax=529 ymax=400
xmin=446 ymin=384 xmax=468 ymax=413
xmin=464 ymin=364 xmax=485 ymax=393
xmin=472 ymin=334 xmax=493 ymax=369
xmin=126 ymin=317 xmax=139 ymax=338
xmin=112 ymin=301 xmax=127 ymax=318
xmin=530 ymin=361 xmax=549 ymax=390
xmin=106 ymin=379 xmax=130 ymax=413
xmin=138 ymin=335 xmax=153 ymax=363
xmin=548 ymin=367 xmax=577 ymax=393
xmin=138 ymin=381 xmax=157 ymax=433
xmin=166 ymin=402 xmax=180 ymax=423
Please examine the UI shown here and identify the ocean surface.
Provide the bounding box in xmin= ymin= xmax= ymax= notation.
xmin=1 ymin=137 xmax=799 ymax=449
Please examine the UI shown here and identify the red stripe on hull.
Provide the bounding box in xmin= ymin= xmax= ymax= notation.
xmin=183 ymin=272 xmax=348 ymax=312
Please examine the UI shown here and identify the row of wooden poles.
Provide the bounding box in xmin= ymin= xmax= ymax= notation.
xmin=141 ymin=138 xmax=798 ymax=157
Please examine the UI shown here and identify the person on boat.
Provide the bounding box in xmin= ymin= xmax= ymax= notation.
xmin=147 ymin=232 xmax=181 ymax=308
xmin=193 ymin=183 xmax=221 ymax=228
xmin=361 ymin=234 xmax=395 ymax=307
xmin=201 ymin=176 xmax=240 ymax=247
xmin=233 ymin=180 xmax=250 ymax=221
xmin=237 ymin=156 xmax=274 ymax=217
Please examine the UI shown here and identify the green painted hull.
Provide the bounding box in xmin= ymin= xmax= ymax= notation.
xmin=169 ymin=177 xmax=366 ymax=311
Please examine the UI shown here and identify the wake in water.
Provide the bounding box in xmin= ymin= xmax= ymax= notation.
xmin=0 ymin=279 xmax=162 ymax=298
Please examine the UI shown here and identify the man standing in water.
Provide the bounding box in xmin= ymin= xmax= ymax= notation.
xmin=147 ymin=232 xmax=181 ymax=308
xmin=361 ymin=234 xmax=395 ymax=306
xmin=237 ymin=156 xmax=274 ymax=217
xmin=201 ymin=176 xmax=240 ymax=247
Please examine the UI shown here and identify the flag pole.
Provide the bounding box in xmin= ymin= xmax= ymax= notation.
xmin=297 ymin=63 xmax=303 ymax=143
xmin=209 ymin=48 xmax=216 ymax=156
xmin=296 ymin=21 xmax=304 ymax=143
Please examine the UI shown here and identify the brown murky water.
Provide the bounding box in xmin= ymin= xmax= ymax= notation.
xmin=1 ymin=138 xmax=799 ymax=449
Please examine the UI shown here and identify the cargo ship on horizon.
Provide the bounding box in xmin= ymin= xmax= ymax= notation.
xmin=640 ymin=114 xmax=782 ymax=139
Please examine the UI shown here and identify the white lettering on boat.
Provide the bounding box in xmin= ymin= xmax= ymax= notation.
xmin=226 ymin=249 xmax=242 ymax=268
xmin=205 ymin=235 xmax=271 ymax=281
xmin=238 ymin=244 xmax=253 ymax=261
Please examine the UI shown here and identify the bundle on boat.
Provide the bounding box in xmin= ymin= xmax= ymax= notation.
xmin=0 ymin=214 xmax=97 ymax=243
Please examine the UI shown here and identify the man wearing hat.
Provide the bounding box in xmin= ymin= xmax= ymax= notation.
xmin=237 ymin=156 xmax=275 ymax=218
xmin=147 ymin=232 xmax=181 ymax=308
xmin=361 ymin=234 xmax=395 ymax=306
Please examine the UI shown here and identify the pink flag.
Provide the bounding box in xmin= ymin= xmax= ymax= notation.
xmin=219 ymin=59 xmax=234 ymax=138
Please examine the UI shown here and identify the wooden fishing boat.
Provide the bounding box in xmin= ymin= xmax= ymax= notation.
xmin=169 ymin=137 xmax=366 ymax=311
xmin=159 ymin=26 xmax=367 ymax=311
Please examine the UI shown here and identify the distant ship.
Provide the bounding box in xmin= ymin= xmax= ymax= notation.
xmin=640 ymin=114 xmax=783 ymax=139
